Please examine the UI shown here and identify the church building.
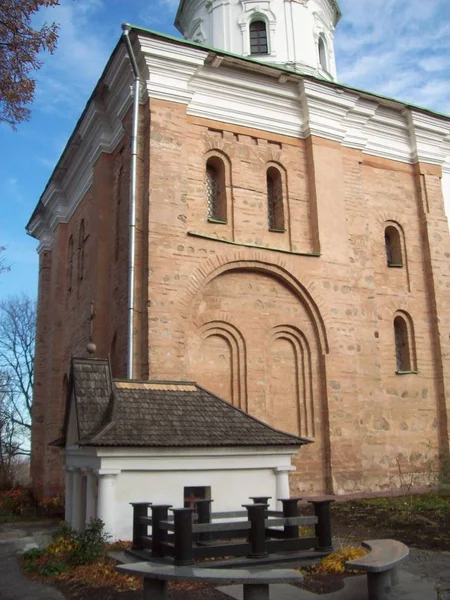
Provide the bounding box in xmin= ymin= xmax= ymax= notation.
xmin=27 ymin=0 xmax=450 ymax=522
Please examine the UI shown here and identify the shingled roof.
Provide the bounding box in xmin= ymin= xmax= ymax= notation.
xmin=62 ymin=358 xmax=310 ymax=449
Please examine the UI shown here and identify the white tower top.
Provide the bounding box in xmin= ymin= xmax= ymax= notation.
xmin=175 ymin=0 xmax=342 ymax=81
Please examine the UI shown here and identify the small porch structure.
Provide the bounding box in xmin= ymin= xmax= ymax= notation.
xmin=56 ymin=358 xmax=310 ymax=540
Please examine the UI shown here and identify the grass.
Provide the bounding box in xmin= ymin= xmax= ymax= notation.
xmin=331 ymin=491 xmax=450 ymax=550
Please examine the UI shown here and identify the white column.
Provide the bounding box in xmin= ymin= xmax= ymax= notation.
xmin=64 ymin=467 xmax=74 ymax=524
xmin=71 ymin=469 xmax=82 ymax=531
xmin=274 ymin=465 xmax=296 ymax=510
xmin=95 ymin=469 xmax=120 ymax=540
xmin=84 ymin=469 xmax=97 ymax=525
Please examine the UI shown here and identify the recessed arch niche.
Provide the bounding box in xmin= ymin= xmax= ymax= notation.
xmin=186 ymin=261 xmax=330 ymax=493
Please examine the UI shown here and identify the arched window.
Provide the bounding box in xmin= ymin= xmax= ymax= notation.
xmin=318 ymin=35 xmax=327 ymax=71
xmin=267 ymin=166 xmax=285 ymax=231
xmin=394 ymin=315 xmax=415 ymax=372
xmin=78 ymin=219 xmax=86 ymax=281
xmin=67 ymin=235 xmax=74 ymax=292
xmin=206 ymin=156 xmax=227 ymax=222
xmin=385 ymin=225 xmax=403 ymax=266
xmin=250 ymin=20 xmax=268 ymax=55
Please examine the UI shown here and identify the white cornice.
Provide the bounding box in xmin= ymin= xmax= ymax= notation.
xmin=138 ymin=35 xmax=206 ymax=105
xmin=408 ymin=110 xmax=450 ymax=167
xmin=189 ymin=65 xmax=304 ymax=137
xmin=137 ymin=37 xmax=449 ymax=172
xmin=28 ymin=44 xmax=135 ymax=253
xmin=29 ymin=32 xmax=450 ymax=251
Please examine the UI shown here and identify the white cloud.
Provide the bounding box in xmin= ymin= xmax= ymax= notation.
xmin=335 ymin=0 xmax=450 ymax=115
xmin=33 ymin=0 xmax=112 ymax=118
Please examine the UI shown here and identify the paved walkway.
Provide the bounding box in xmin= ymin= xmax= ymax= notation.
xmin=404 ymin=548 xmax=450 ymax=598
xmin=0 ymin=522 xmax=64 ymax=600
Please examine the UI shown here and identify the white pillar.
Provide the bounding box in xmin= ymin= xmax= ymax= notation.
xmin=64 ymin=467 xmax=74 ymax=524
xmin=71 ymin=469 xmax=82 ymax=531
xmin=84 ymin=469 xmax=97 ymax=525
xmin=274 ymin=465 xmax=296 ymax=510
xmin=95 ymin=469 xmax=120 ymax=540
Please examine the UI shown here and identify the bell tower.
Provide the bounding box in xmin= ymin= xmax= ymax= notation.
xmin=175 ymin=0 xmax=342 ymax=81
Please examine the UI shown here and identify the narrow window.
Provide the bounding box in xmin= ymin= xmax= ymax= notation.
xmin=318 ymin=35 xmax=327 ymax=71
xmin=267 ymin=167 xmax=285 ymax=231
xmin=62 ymin=375 xmax=68 ymax=418
xmin=78 ymin=220 xmax=86 ymax=281
xmin=110 ymin=332 xmax=118 ymax=378
xmin=183 ymin=486 xmax=211 ymax=508
xmin=206 ymin=157 xmax=227 ymax=222
xmin=250 ymin=20 xmax=268 ymax=55
xmin=385 ymin=226 xmax=403 ymax=266
xmin=394 ymin=316 xmax=411 ymax=372
xmin=114 ymin=166 xmax=123 ymax=262
xmin=67 ymin=235 xmax=74 ymax=292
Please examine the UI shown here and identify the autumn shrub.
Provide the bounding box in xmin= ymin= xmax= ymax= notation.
xmin=318 ymin=545 xmax=367 ymax=575
xmin=0 ymin=486 xmax=64 ymax=520
xmin=70 ymin=518 xmax=111 ymax=565
xmin=24 ymin=518 xmax=112 ymax=578
xmin=38 ymin=492 xmax=65 ymax=518
xmin=0 ymin=487 xmax=35 ymax=516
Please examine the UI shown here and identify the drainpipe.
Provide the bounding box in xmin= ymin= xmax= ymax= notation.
xmin=122 ymin=23 xmax=140 ymax=380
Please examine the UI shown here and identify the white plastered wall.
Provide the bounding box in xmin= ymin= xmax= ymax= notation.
xmin=65 ymin=446 xmax=298 ymax=541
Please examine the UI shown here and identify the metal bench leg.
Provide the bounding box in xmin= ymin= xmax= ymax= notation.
xmin=144 ymin=578 xmax=168 ymax=600
xmin=367 ymin=571 xmax=392 ymax=600
xmin=390 ymin=567 xmax=400 ymax=587
xmin=243 ymin=583 xmax=270 ymax=600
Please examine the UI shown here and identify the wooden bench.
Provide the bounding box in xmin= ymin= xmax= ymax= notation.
xmin=345 ymin=539 xmax=409 ymax=600
xmin=116 ymin=561 xmax=304 ymax=600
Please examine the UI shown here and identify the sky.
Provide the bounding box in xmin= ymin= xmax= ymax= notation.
xmin=1 ymin=0 xmax=450 ymax=301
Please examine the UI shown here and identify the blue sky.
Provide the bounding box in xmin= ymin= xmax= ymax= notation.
xmin=1 ymin=0 xmax=450 ymax=301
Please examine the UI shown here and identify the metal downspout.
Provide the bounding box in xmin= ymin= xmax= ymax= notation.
xmin=122 ymin=24 xmax=140 ymax=380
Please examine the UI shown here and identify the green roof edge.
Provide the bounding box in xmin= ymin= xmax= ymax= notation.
xmin=126 ymin=22 xmax=450 ymax=122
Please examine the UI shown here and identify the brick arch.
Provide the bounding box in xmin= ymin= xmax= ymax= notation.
xmin=270 ymin=325 xmax=315 ymax=438
xmin=180 ymin=255 xmax=330 ymax=355
xmin=199 ymin=321 xmax=248 ymax=411
xmin=204 ymin=137 xmax=239 ymax=158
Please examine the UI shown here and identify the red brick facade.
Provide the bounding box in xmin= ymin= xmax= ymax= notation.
xmin=31 ymin=96 xmax=450 ymax=496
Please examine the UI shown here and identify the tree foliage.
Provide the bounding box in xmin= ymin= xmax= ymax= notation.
xmin=0 ymin=295 xmax=36 ymax=486
xmin=0 ymin=0 xmax=60 ymax=128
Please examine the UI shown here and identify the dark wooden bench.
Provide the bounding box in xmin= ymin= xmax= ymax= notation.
xmin=345 ymin=539 xmax=409 ymax=600
xmin=116 ymin=561 xmax=304 ymax=600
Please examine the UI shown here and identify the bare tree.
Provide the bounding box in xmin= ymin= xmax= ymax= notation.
xmin=0 ymin=370 xmax=31 ymax=488
xmin=0 ymin=246 xmax=10 ymax=276
xmin=0 ymin=295 xmax=36 ymax=460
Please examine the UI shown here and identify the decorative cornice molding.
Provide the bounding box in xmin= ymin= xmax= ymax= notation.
xmin=29 ymin=33 xmax=450 ymax=251
xmin=138 ymin=35 xmax=206 ymax=105
xmin=407 ymin=110 xmax=450 ymax=167
xmin=28 ymin=45 xmax=135 ymax=252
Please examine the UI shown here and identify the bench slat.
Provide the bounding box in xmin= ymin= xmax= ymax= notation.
xmin=117 ymin=563 xmax=304 ymax=584
xmin=192 ymin=521 xmax=251 ymax=533
xmin=345 ymin=539 xmax=409 ymax=573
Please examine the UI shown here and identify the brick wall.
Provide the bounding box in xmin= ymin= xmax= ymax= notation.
xmin=144 ymin=99 xmax=450 ymax=495
xmin=31 ymin=96 xmax=450 ymax=496
xmin=30 ymin=106 xmax=149 ymax=493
